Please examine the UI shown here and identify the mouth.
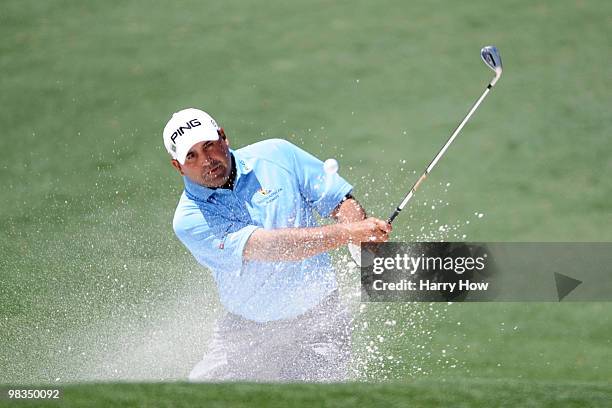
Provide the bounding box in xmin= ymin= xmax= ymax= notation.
xmin=206 ymin=164 xmax=223 ymax=176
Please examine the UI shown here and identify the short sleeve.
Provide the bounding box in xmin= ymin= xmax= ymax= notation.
xmin=277 ymin=140 xmax=353 ymax=217
xmin=173 ymin=205 xmax=259 ymax=276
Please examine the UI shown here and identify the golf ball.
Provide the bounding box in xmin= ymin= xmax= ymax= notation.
xmin=323 ymin=158 xmax=339 ymax=174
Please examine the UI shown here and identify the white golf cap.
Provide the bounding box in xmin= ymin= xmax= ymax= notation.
xmin=163 ymin=108 xmax=221 ymax=164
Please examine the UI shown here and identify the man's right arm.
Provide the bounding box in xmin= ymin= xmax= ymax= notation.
xmin=243 ymin=218 xmax=391 ymax=262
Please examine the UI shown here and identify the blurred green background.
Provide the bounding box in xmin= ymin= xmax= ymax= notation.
xmin=1 ymin=0 xmax=610 ymax=406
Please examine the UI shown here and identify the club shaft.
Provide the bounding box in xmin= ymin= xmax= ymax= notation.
xmin=387 ymin=83 xmax=493 ymax=224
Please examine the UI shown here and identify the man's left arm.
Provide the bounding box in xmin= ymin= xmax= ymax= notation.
xmin=280 ymin=139 xmax=367 ymax=223
xmin=331 ymin=196 xmax=367 ymax=224
xmin=277 ymin=139 xmax=354 ymax=218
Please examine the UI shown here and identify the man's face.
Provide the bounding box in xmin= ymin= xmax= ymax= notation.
xmin=172 ymin=130 xmax=232 ymax=187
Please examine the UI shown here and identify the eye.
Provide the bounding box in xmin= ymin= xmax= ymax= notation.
xmin=186 ymin=152 xmax=195 ymax=160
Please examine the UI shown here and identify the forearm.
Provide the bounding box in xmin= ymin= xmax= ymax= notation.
xmin=243 ymin=198 xmax=376 ymax=262
xmin=243 ymin=224 xmax=349 ymax=262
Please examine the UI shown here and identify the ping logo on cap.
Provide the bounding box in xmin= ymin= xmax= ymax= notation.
xmin=170 ymin=119 xmax=202 ymax=143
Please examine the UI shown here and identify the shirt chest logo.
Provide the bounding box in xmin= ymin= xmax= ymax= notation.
xmin=255 ymin=187 xmax=283 ymax=204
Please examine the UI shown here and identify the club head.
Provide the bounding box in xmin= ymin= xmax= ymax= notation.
xmin=480 ymin=45 xmax=502 ymax=86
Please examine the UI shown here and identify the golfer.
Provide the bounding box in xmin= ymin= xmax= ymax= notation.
xmin=163 ymin=108 xmax=391 ymax=381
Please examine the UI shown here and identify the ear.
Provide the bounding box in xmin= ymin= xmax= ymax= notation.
xmin=171 ymin=159 xmax=184 ymax=175
xmin=219 ymin=128 xmax=229 ymax=147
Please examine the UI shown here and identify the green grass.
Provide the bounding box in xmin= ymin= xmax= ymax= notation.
xmin=1 ymin=0 xmax=611 ymax=406
xmin=2 ymin=379 xmax=611 ymax=408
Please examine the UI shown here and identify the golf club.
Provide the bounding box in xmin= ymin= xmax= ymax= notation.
xmin=387 ymin=45 xmax=503 ymax=224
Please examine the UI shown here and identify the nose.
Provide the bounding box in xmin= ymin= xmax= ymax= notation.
xmin=199 ymin=154 xmax=213 ymax=168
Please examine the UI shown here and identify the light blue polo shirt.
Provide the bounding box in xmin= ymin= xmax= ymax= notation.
xmin=173 ymin=139 xmax=353 ymax=322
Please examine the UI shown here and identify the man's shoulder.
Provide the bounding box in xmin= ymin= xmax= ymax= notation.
xmin=237 ymin=138 xmax=297 ymax=159
xmin=236 ymin=139 xmax=301 ymax=174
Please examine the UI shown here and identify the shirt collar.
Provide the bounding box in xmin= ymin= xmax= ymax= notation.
xmin=183 ymin=149 xmax=255 ymax=202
